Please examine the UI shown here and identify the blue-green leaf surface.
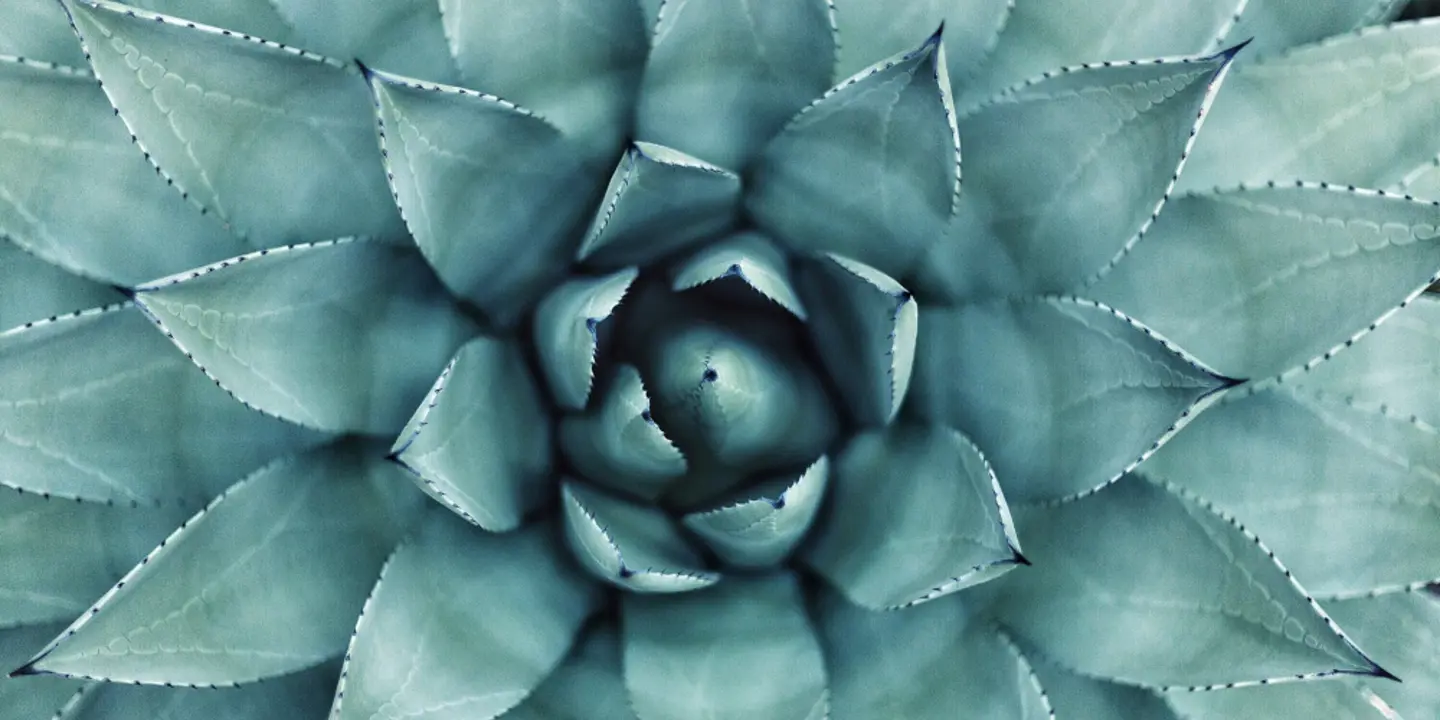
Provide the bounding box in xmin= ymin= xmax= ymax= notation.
xmin=995 ymin=476 xmax=1384 ymax=689
xmin=670 ymin=232 xmax=807 ymax=319
xmin=55 ymin=662 xmax=335 ymax=719
xmin=909 ymin=297 xmax=1229 ymax=502
xmin=561 ymin=481 xmax=719 ymax=593
xmin=1031 ymin=658 xmax=1177 ymax=719
xmin=577 ymin=143 xmax=740 ymax=269
xmin=133 ymin=239 xmax=475 ymax=434
xmin=1 ymin=0 xmax=87 ymax=66
xmin=65 ymin=0 xmax=405 ymax=245
xmin=681 ymin=457 xmax=828 ymax=568
xmin=560 ymin=364 xmax=687 ymax=502
xmin=259 ymin=0 xmax=456 ymax=83
xmin=0 ymin=625 xmax=83 ymax=719
xmin=1092 ymin=185 xmax=1440 ymax=380
xmin=794 ymin=253 xmax=916 ymax=426
xmin=802 ymin=424 xmax=1022 ymax=609
xmin=0 ymin=305 xmax=319 ymax=504
xmin=1221 ymin=0 xmax=1404 ymax=57
xmin=831 ymin=0 xmax=1011 ymax=88
xmin=533 ymin=268 xmax=638 ymax=411
xmin=0 ymin=243 xmax=118 ymax=331
xmin=391 ymin=337 xmax=552 ymax=532
xmin=127 ymin=0 xmax=297 ymax=48
xmin=20 ymin=441 xmax=423 ymax=686
xmin=636 ymin=0 xmax=835 ymax=170
xmin=503 ymin=624 xmax=637 ymax=720
xmin=332 ymin=514 xmax=600 ymax=720
xmin=816 ymin=590 xmax=1050 ymax=720
xmin=1324 ymin=591 xmax=1440 ymax=717
xmin=0 ymin=56 xmax=247 ymax=286
xmin=1164 ymin=679 xmax=1393 ymax=720
xmin=368 ymin=69 xmax=599 ymax=326
xmin=623 ymin=574 xmax=828 ymax=720
xmin=748 ymin=32 xmax=959 ymax=283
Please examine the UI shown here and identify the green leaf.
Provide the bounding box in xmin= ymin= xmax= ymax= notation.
xmin=635 ymin=0 xmax=834 ymax=170
xmin=909 ymin=297 xmax=1229 ymax=502
xmin=801 ymin=424 xmax=1022 ymax=609
xmin=437 ymin=0 xmax=647 ymax=156
xmin=1164 ymin=679 xmax=1394 ymax=720
xmin=670 ymin=232 xmax=807 ymax=320
xmin=55 ymin=662 xmax=335 ymax=719
xmin=926 ymin=51 xmax=1237 ymax=301
xmin=367 ymin=69 xmax=599 ymax=327
xmin=747 ymin=31 xmax=959 ymax=283
xmin=0 ymin=56 xmax=247 ymax=286
xmin=64 ymin=0 xmax=405 ymax=245
xmin=1030 ymin=658 xmax=1178 ymax=720
xmin=577 ymin=143 xmax=741 ymax=269
xmin=623 ymin=573 xmax=828 ymax=720
xmin=559 ymin=364 xmax=687 ymax=502
xmin=391 ymin=337 xmax=552 ymax=533
xmin=994 ymin=476 xmax=1385 ymax=689
xmin=254 ymin=0 xmax=457 ymax=83
xmin=1180 ymin=20 xmax=1440 ymax=195
xmin=1093 ymin=185 xmax=1440 ymax=380
xmin=533 ymin=268 xmax=638 ymax=411
xmin=0 ymin=0 xmax=87 ymax=66
xmin=332 ymin=514 xmax=600 ymax=720
xmin=681 ymin=456 xmax=828 ymax=568
xmin=133 ymin=239 xmax=475 ymax=435
xmin=0 ymin=625 xmax=84 ymax=720
xmin=831 ymin=0 xmax=1011 ymax=89
xmin=561 ymin=481 xmax=718 ymax=593
xmin=503 ymin=623 xmax=637 ymax=720
xmin=19 ymin=441 xmax=423 ymax=686
xmin=0 ymin=243 xmax=118 ymax=332
xmin=1324 ymin=591 xmax=1440 ymax=717
xmin=794 ymin=253 xmax=915 ymax=425
xmin=1221 ymin=0 xmax=1404 ymax=57
xmin=0 ymin=305 xmax=320 ymax=504
xmin=816 ymin=589 xmax=1050 ymax=720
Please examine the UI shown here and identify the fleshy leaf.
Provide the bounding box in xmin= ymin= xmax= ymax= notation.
xmin=254 ymin=0 xmax=457 ymax=83
xmin=0 ymin=56 xmax=247 ymax=285
xmin=332 ymin=514 xmax=600 ymax=720
xmin=1 ymin=0 xmax=87 ymax=66
xmin=831 ymin=0 xmax=1011 ymax=88
xmin=748 ymin=31 xmax=960 ymax=283
xmin=908 ymin=297 xmax=1229 ymax=502
xmin=1221 ymin=0 xmax=1405 ymax=57
xmin=502 ymin=623 xmax=637 ymax=720
xmin=533 ymin=268 xmax=638 ymax=411
xmin=0 ymin=625 xmax=83 ymax=719
xmin=133 ymin=239 xmax=475 ymax=434
xmin=577 ymin=143 xmax=741 ymax=269
xmin=1164 ymin=679 xmax=1394 ymax=719
xmin=437 ymin=0 xmax=647 ymax=155
xmin=0 ymin=243 xmax=118 ymax=331
xmin=670 ymin=231 xmax=807 ymax=320
xmin=801 ymin=424 xmax=1022 ymax=609
xmin=994 ymin=476 xmax=1385 ymax=689
xmin=794 ymin=253 xmax=916 ymax=425
xmin=1325 ymin=591 xmax=1440 ymax=717
xmin=1091 ymin=184 xmax=1440 ymax=380
xmin=390 ymin=337 xmax=552 ymax=532
xmin=559 ymin=364 xmax=687 ymax=502
xmin=623 ymin=573 xmax=828 ymax=720
xmin=1181 ymin=19 xmax=1440 ymax=194
xmin=561 ymin=481 xmax=719 ymax=594
xmin=19 ymin=441 xmax=423 ymax=686
xmin=1030 ymin=658 xmax=1178 ymax=719
xmin=0 ymin=305 xmax=320 ymax=504
xmin=64 ymin=0 xmax=405 ymax=245
xmin=816 ymin=589 xmax=1050 ymax=720
xmin=367 ymin=69 xmax=599 ymax=326
xmin=933 ymin=50 xmax=1237 ymax=300
xmin=55 ymin=662 xmax=335 ymax=719
xmin=635 ymin=0 xmax=835 ymax=170
xmin=681 ymin=457 xmax=829 ymax=568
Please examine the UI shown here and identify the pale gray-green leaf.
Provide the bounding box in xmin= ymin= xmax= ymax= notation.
xmin=623 ymin=573 xmax=828 ymax=720
xmin=909 ymin=297 xmax=1228 ymax=502
xmin=748 ymin=32 xmax=959 ymax=283
xmin=681 ymin=456 xmax=828 ymax=568
xmin=368 ymin=69 xmax=599 ymax=327
xmin=636 ymin=0 xmax=835 ymax=170
xmin=995 ymin=476 xmax=1383 ymax=688
xmin=0 ymin=243 xmax=118 ymax=332
xmin=133 ymin=239 xmax=475 ymax=434
xmin=802 ymin=424 xmax=1022 ymax=609
xmin=22 ymin=441 xmax=423 ymax=686
xmin=831 ymin=0 xmax=1011 ymax=89
xmin=670 ymin=231 xmax=807 ymax=319
xmin=1221 ymin=0 xmax=1404 ymax=57
xmin=1031 ymin=658 xmax=1177 ymax=720
xmin=261 ymin=0 xmax=457 ymax=83
xmin=578 ymin=143 xmax=740 ymax=269
xmin=65 ymin=0 xmax=405 ymax=245
xmin=794 ymin=253 xmax=916 ymax=425
xmin=332 ymin=514 xmax=600 ymax=720
xmin=129 ymin=0 xmax=298 ymax=47
xmin=0 ymin=625 xmax=84 ymax=719
xmin=0 ymin=306 xmax=320 ymax=504
xmin=391 ymin=337 xmax=552 ymax=533
xmin=1325 ymin=591 xmax=1440 ymax=717
xmin=502 ymin=624 xmax=637 ymax=720
xmin=0 ymin=56 xmax=247 ymax=285
xmin=1164 ymin=679 xmax=1393 ymax=720
xmin=559 ymin=364 xmax=687 ymax=502
xmin=561 ymin=481 xmax=719 ymax=593
xmin=1 ymin=0 xmax=87 ymax=66
xmin=56 ymin=662 xmax=335 ymax=719
xmin=533 ymin=268 xmax=638 ymax=411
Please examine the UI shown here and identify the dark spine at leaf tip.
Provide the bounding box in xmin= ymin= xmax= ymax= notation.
xmin=353 ymin=58 xmax=373 ymax=79
xmin=7 ymin=661 xmax=39 ymax=678
xmin=702 ymin=368 xmax=719 ymax=383
xmin=1369 ymin=663 xmax=1402 ymax=683
xmin=111 ymin=284 xmax=136 ymax=299
xmin=1213 ymin=37 xmax=1254 ymax=63
xmin=926 ymin=22 xmax=945 ymax=45
xmin=1013 ymin=550 xmax=1032 ymax=566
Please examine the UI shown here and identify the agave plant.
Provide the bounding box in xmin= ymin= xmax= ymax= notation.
xmin=3 ymin=0 xmax=1440 ymax=717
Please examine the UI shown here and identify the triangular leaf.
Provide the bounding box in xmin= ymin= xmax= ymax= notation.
xmin=1324 ymin=591 xmax=1440 ymax=717
xmin=670 ymin=231 xmax=807 ymax=320
xmin=133 ymin=239 xmax=475 ymax=434
xmin=55 ymin=662 xmax=335 ymax=719
xmin=332 ymin=514 xmax=600 ymax=720
xmin=0 ymin=243 xmax=118 ymax=332
xmin=533 ymin=268 xmax=638 ymax=411
xmin=681 ymin=456 xmax=828 ymax=568
xmin=1164 ymin=678 xmax=1394 ymax=720
xmin=0 ymin=624 xmax=84 ymax=720
xmin=831 ymin=0 xmax=1011 ymax=89
xmin=502 ymin=623 xmax=638 ymax=720
xmin=561 ymin=481 xmax=719 ymax=594
xmin=559 ymin=364 xmax=687 ymax=502
xmin=1 ymin=0 xmax=87 ymax=66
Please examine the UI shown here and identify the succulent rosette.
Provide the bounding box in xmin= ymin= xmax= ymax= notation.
xmin=3 ymin=0 xmax=1440 ymax=717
